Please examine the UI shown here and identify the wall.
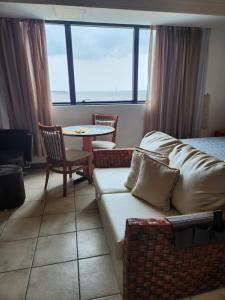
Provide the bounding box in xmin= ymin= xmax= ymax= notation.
xmin=204 ymin=28 xmax=225 ymax=136
xmin=53 ymin=104 xmax=145 ymax=148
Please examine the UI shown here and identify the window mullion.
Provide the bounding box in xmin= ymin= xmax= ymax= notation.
xmin=65 ymin=24 xmax=76 ymax=104
xmin=133 ymin=26 xmax=139 ymax=103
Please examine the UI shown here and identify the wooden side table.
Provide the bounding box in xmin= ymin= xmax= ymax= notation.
xmin=215 ymin=129 xmax=225 ymax=137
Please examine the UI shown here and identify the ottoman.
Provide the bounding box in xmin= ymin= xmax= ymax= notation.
xmin=0 ymin=164 xmax=25 ymax=210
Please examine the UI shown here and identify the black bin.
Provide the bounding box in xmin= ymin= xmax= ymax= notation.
xmin=0 ymin=164 xmax=25 ymax=210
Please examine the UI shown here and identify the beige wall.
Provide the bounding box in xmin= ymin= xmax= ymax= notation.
xmin=53 ymin=104 xmax=145 ymax=149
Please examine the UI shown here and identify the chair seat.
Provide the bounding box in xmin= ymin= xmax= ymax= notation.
xmin=92 ymin=140 xmax=116 ymax=150
xmin=65 ymin=148 xmax=91 ymax=162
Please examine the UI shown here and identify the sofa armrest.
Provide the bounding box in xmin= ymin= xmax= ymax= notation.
xmin=123 ymin=218 xmax=225 ymax=299
xmin=93 ymin=148 xmax=133 ymax=168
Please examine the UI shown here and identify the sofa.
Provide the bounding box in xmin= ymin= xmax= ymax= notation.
xmin=0 ymin=129 xmax=33 ymax=167
xmin=93 ymin=131 xmax=225 ymax=299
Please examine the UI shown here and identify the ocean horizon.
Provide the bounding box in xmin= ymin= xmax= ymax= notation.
xmin=51 ymin=90 xmax=147 ymax=103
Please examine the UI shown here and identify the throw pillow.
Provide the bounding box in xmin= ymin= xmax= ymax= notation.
xmin=125 ymin=147 xmax=169 ymax=190
xmin=131 ymin=154 xmax=180 ymax=211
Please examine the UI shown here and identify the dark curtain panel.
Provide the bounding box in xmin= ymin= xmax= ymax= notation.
xmin=0 ymin=19 xmax=52 ymax=156
xmin=144 ymin=26 xmax=202 ymax=139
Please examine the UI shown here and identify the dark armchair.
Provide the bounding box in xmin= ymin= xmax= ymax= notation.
xmin=0 ymin=129 xmax=33 ymax=167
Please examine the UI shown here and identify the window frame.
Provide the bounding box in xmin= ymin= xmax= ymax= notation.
xmin=45 ymin=20 xmax=149 ymax=105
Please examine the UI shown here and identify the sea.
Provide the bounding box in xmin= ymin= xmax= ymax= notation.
xmin=51 ymin=90 xmax=147 ymax=103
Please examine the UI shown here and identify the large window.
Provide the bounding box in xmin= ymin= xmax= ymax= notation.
xmin=71 ymin=26 xmax=133 ymax=103
xmin=46 ymin=22 xmax=151 ymax=104
xmin=46 ymin=24 xmax=70 ymax=103
xmin=138 ymin=29 xmax=150 ymax=101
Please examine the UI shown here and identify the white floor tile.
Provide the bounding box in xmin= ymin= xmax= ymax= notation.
xmin=33 ymin=232 xmax=77 ymax=266
xmin=79 ymin=255 xmax=119 ymax=300
xmin=26 ymin=261 xmax=79 ymax=300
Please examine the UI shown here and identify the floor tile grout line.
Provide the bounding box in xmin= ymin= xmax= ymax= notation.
xmin=0 ymin=266 xmax=31 ymax=275
xmin=89 ymin=292 xmax=121 ymax=300
xmin=78 ymin=253 xmax=110 ymax=261
xmin=0 ymin=236 xmax=39 ymax=244
xmin=29 ymin=258 xmax=77 ymax=269
xmin=0 ymin=222 xmax=102 ymax=244
xmin=0 ymin=251 xmax=111 ymax=275
xmin=24 ymin=190 xmax=48 ymax=300
xmin=74 ymin=181 xmax=82 ymax=300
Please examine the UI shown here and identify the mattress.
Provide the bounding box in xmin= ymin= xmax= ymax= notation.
xmin=181 ymin=137 xmax=225 ymax=161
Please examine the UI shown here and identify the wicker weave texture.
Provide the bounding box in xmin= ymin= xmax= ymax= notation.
xmin=123 ymin=218 xmax=225 ymax=300
xmin=93 ymin=148 xmax=133 ymax=168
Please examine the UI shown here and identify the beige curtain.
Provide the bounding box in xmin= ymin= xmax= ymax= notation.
xmin=0 ymin=18 xmax=52 ymax=156
xmin=144 ymin=26 xmax=202 ymax=138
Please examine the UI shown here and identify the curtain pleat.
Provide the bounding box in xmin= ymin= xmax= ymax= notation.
xmin=144 ymin=26 xmax=202 ymax=139
xmin=0 ymin=18 xmax=52 ymax=156
xmin=191 ymin=29 xmax=210 ymax=137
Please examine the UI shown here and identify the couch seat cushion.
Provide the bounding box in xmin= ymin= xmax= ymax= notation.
xmin=140 ymin=131 xmax=181 ymax=156
xmin=93 ymin=168 xmax=130 ymax=196
xmin=92 ymin=140 xmax=116 ymax=149
xmin=170 ymin=143 xmax=225 ymax=214
xmin=100 ymin=193 xmax=180 ymax=259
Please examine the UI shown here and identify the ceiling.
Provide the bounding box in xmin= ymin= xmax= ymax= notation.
xmin=1 ymin=2 xmax=225 ymax=28
xmin=3 ymin=0 xmax=225 ymax=16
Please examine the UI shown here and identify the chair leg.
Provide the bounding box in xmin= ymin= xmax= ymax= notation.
xmin=87 ymin=158 xmax=93 ymax=184
xmin=63 ymin=170 xmax=67 ymax=197
xmin=69 ymin=166 xmax=72 ymax=179
xmin=44 ymin=164 xmax=50 ymax=190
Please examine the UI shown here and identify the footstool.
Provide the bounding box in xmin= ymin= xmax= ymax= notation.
xmin=0 ymin=164 xmax=25 ymax=210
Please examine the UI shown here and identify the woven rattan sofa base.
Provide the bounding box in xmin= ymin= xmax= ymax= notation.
xmin=123 ymin=218 xmax=225 ymax=300
xmin=93 ymin=148 xmax=133 ymax=168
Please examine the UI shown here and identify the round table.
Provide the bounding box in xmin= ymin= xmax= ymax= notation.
xmin=63 ymin=125 xmax=115 ymax=152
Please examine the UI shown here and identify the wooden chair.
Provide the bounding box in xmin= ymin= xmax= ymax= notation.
xmin=92 ymin=114 xmax=118 ymax=150
xmin=38 ymin=123 xmax=92 ymax=197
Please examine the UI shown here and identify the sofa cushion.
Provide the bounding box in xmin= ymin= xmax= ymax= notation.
xmin=131 ymin=154 xmax=180 ymax=211
xmin=169 ymin=144 xmax=225 ymax=214
xmin=100 ymin=193 xmax=180 ymax=259
xmin=93 ymin=168 xmax=130 ymax=196
xmin=92 ymin=140 xmax=116 ymax=149
xmin=125 ymin=147 xmax=169 ymax=190
xmin=140 ymin=131 xmax=181 ymax=156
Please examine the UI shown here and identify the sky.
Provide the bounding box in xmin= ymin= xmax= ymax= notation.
xmin=45 ymin=24 xmax=150 ymax=94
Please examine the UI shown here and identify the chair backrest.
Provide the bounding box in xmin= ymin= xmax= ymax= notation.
xmin=38 ymin=123 xmax=66 ymax=162
xmin=92 ymin=114 xmax=118 ymax=142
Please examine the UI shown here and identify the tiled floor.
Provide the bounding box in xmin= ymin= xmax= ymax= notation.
xmin=0 ymin=170 xmax=121 ymax=300
xmin=0 ymin=170 xmax=224 ymax=300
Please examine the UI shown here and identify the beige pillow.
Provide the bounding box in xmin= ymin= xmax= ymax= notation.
xmin=125 ymin=147 xmax=169 ymax=190
xmin=169 ymin=144 xmax=225 ymax=214
xmin=131 ymin=154 xmax=180 ymax=211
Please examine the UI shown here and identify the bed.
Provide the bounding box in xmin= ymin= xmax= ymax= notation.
xmin=181 ymin=137 xmax=225 ymax=161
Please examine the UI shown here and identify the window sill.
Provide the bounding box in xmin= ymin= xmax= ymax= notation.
xmin=52 ymin=101 xmax=145 ymax=106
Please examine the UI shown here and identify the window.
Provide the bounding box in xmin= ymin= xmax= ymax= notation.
xmin=138 ymin=29 xmax=150 ymax=101
xmin=46 ymin=22 xmax=151 ymax=104
xmin=71 ymin=25 xmax=133 ymax=103
xmin=46 ymin=24 xmax=70 ymax=103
